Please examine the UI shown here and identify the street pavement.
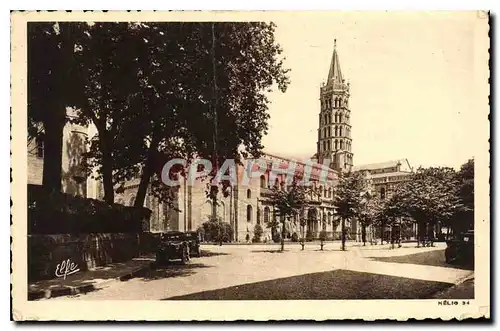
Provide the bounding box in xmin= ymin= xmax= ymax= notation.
xmin=48 ymin=242 xmax=473 ymax=300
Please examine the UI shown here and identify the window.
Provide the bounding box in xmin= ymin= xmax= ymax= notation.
xmin=327 ymin=126 xmax=331 ymax=137
xmin=335 ymin=140 xmax=338 ymax=150
xmin=264 ymin=207 xmax=270 ymax=223
xmin=327 ymin=140 xmax=331 ymax=150
xmin=36 ymin=137 xmax=44 ymax=158
xmin=323 ymin=141 xmax=327 ymax=152
xmin=247 ymin=205 xmax=253 ymax=222
xmin=319 ymin=186 xmax=323 ymax=197
xmin=340 ymin=140 xmax=344 ymax=150
xmin=260 ymin=175 xmax=266 ymax=189
xmin=339 ymin=126 xmax=343 ymax=136
xmin=247 ymin=189 xmax=252 ymax=199
xmin=328 ymin=188 xmax=332 ymax=198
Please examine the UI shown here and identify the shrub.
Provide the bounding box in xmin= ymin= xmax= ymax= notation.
xmin=271 ymin=230 xmax=281 ymax=243
xmin=28 ymin=184 xmax=151 ymax=234
xmin=201 ymin=216 xmax=234 ymax=243
xmin=306 ymin=230 xmax=314 ymax=242
xmin=291 ymin=232 xmax=299 ymax=242
xmin=252 ymin=224 xmax=263 ymax=243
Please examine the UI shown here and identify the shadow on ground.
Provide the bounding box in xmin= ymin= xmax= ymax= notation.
xmin=199 ymin=250 xmax=230 ymax=257
xmin=138 ymin=262 xmax=212 ymax=281
xmin=370 ymin=249 xmax=474 ymax=270
xmin=163 ymin=269 xmax=455 ymax=300
xmin=250 ymin=249 xmax=288 ymax=254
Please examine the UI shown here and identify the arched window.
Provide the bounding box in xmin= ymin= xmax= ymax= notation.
xmin=335 ymin=126 xmax=338 ymax=136
xmin=323 ymin=141 xmax=327 ymax=152
xmin=247 ymin=189 xmax=252 ymax=199
xmin=128 ymin=195 xmax=136 ymax=206
xmin=327 ymin=126 xmax=331 ymax=137
xmin=327 ymin=140 xmax=331 ymax=150
xmin=339 ymin=113 xmax=343 ymax=123
xmin=323 ymin=127 xmax=327 ymax=138
xmin=335 ymin=140 xmax=338 ymax=150
xmin=340 ymin=140 xmax=344 ymax=150
xmin=319 ymin=186 xmax=323 ymax=197
xmin=328 ymin=114 xmax=331 ymax=124
xmin=339 ymin=126 xmax=343 ymax=136
xmin=247 ymin=205 xmax=253 ymax=222
xmin=260 ymin=175 xmax=266 ymax=188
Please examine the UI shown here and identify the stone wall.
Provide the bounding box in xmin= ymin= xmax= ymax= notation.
xmin=27 ymin=233 xmax=155 ymax=282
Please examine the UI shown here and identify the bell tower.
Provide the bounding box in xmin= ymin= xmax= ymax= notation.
xmin=317 ymin=39 xmax=353 ymax=172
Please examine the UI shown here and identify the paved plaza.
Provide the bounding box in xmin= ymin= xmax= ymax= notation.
xmin=47 ymin=242 xmax=473 ymax=301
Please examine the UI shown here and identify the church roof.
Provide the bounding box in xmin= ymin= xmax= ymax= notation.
xmin=327 ymin=39 xmax=343 ymax=85
xmin=353 ymin=159 xmax=409 ymax=171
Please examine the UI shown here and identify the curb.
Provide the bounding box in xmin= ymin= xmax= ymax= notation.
xmin=28 ymin=261 xmax=155 ymax=300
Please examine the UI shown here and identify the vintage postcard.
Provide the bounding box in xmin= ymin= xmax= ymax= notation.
xmin=11 ymin=11 xmax=490 ymax=321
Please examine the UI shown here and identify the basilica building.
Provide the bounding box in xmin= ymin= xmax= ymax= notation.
xmin=28 ymin=40 xmax=414 ymax=243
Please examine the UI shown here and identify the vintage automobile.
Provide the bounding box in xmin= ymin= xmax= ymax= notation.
xmin=183 ymin=231 xmax=201 ymax=257
xmin=445 ymin=230 xmax=474 ymax=267
xmin=155 ymin=231 xmax=191 ymax=265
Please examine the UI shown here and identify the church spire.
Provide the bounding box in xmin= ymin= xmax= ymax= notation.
xmin=327 ymin=39 xmax=343 ymax=85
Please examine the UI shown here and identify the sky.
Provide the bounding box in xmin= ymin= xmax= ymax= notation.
xmin=261 ymin=11 xmax=489 ymax=170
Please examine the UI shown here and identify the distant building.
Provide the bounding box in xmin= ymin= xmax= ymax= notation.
xmin=353 ymin=159 xmax=413 ymax=200
xmin=353 ymin=159 xmax=416 ymax=241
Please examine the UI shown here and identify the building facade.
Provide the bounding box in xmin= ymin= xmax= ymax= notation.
xmin=28 ymin=39 xmax=415 ymax=243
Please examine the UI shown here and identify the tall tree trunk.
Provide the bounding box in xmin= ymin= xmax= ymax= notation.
xmin=380 ymin=221 xmax=385 ymax=245
xmin=341 ymin=217 xmax=346 ymax=251
xmin=390 ymin=225 xmax=394 ymax=249
xmin=42 ymin=112 xmax=65 ymax=193
xmin=134 ymin=137 xmax=160 ymax=208
xmin=98 ymin=130 xmax=114 ymax=205
xmin=280 ymin=218 xmax=285 ymax=252
xmin=41 ymin=23 xmax=74 ymax=194
xmin=361 ymin=224 xmax=367 ymax=246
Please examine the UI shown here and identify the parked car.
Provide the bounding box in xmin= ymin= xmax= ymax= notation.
xmin=156 ymin=231 xmax=191 ymax=265
xmin=183 ymin=231 xmax=201 ymax=257
xmin=445 ymin=230 xmax=474 ymax=266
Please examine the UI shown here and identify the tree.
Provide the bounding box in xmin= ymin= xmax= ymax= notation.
xmin=69 ymin=22 xmax=289 ymax=208
xmin=452 ymin=159 xmax=474 ymax=233
xmin=377 ymin=186 xmax=410 ymax=248
xmin=267 ymin=180 xmax=309 ymax=252
xmin=200 ymin=216 xmax=233 ymax=243
xmin=389 ymin=167 xmax=463 ymax=247
xmin=319 ymin=230 xmax=327 ymax=250
xmin=253 ymin=223 xmax=264 ymax=243
xmin=333 ymin=171 xmax=367 ymax=251
xmin=28 ymin=22 xmax=88 ymax=193
xmin=358 ymin=192 xmax=383 ymax=246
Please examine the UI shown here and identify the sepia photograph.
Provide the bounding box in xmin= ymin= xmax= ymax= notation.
xmin=11 ymin=10 xmax=490 ymax=321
